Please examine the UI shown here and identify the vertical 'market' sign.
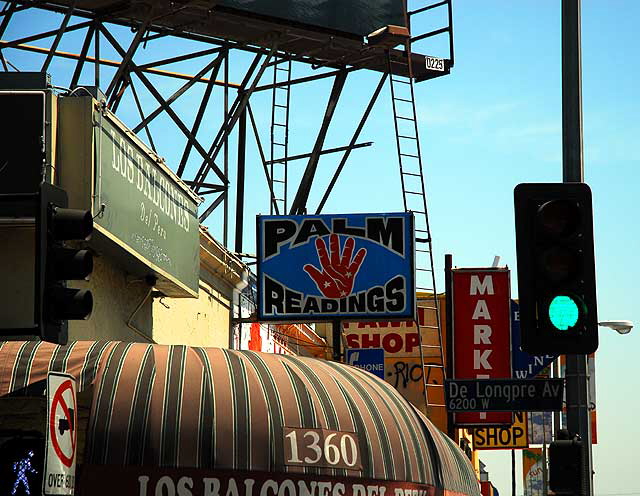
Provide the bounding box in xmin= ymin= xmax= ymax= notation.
xmin=452 ymin=268 xmax=512 ymax=426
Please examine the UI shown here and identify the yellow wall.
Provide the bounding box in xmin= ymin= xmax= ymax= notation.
xmin=66 ymin=229 xmax=245 ymax=347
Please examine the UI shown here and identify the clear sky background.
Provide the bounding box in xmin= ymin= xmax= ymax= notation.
xmin=4 ymin=1 xmax=639 ymax=494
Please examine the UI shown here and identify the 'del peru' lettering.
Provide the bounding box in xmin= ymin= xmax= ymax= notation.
xmin=263 ymin=217 xmax=405 ymax=259
xmin=109 ymin=128 xmax=191 ymax=234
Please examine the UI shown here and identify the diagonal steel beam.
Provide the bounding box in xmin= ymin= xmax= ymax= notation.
xmin=133 ymin=53 xmax=223 ymax=134
xmin=99 ymin=24 xmax=229 ymax=185
xmin=290 ymin=70 xmax=348 ymax=215
xmin=42 ymin=0 xmax=77 ymax=72
xmin=137 ymin=46 xmax=225 ymax=70
xmin=69 ymin=23 xmax=95 ymax=89
xmin=0 ymin=19 xmax=92 ymax=51
xmin=192 ymin=46 xmax=277 ymax=191
xmin=316 ymin=73 xmax=387 ymax=214
xmin=129 ymin=76 xmax=156 ymax=153
xmin=247 ymin=103 xmax=279 ymax=215
xmin=177 ymin=51 xmax=225 ymax=177
xmin=198 ymin=190 xmax=226 ymax=223
xmin=105 ymin=11 xmax=152 ymax=104
xmin=0 ymin=2 xmax=18 ymax=41
xmin=190 ymin=51 xmax=263 ymax=189
xmin=265 ymin=142 xmax=372 ymax=166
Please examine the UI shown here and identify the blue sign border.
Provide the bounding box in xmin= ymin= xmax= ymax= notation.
xmin=257 ymin=213 xmax=416 ymax=321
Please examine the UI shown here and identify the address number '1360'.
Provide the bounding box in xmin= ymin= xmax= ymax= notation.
xmin=283 ymin=427 xmax=362 ymax=470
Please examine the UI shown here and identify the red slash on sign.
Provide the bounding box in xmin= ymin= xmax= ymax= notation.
xmin=49 ymin=379 xmax=77 ymax=468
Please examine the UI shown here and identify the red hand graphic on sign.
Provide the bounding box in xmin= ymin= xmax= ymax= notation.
xmin=304 ymin=234 xmax=366 ymax=298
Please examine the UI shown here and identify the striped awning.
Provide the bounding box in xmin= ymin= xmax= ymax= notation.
xmin=0 ymin=341 xmax=480 ymax=496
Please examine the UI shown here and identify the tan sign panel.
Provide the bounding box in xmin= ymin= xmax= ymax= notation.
xmin=472 ymin=412 xmax=529 ymax=450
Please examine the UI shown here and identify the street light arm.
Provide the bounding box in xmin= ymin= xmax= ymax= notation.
xmin=598 ymin=320 xmax=634 ymax=335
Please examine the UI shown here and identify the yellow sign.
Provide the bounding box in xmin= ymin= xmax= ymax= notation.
xmin=472 ymin=412 xmax=529 ymax=450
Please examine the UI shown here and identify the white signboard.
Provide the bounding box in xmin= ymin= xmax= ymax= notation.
xmin=43 ymin=372 xmax=77 ymax=495
xmin=425 ymin=56 xmax=445 ymax=72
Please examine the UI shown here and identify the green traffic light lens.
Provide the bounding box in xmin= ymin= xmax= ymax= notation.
xmin=548 ymin=295 xmax=580 ymax=330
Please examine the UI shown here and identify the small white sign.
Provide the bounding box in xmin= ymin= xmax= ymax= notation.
xmin=425 ymin=56 xmax=446 ymax=72
xmin=43 ymin=372 xmax=77 ymax=495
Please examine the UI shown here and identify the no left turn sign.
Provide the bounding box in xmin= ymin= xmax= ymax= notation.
xmin=44 ymin=372 xmax=77 ymax=495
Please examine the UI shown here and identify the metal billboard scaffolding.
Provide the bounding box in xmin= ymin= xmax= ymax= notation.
xmin=0 ymin=0 xmax=454 ymax=419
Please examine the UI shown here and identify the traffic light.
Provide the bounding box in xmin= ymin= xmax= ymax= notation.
xmin=549 ymin=436 xmax=583 ymax=494
xmin=514 ymin=183 xmax=597 ymax=354
xmin=38 ymin=183 xmax=94 ymax=344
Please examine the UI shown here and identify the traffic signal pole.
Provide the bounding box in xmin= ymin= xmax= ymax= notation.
xmin=562 ymin=0 xmax=593 ymax=494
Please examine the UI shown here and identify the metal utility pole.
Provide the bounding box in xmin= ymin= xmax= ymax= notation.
xmin=561 ymin=0 xmax=593 ymax=494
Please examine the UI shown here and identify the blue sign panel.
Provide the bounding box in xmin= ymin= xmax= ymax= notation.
xmin=511 ymin=300 xmax=557 ymax=378
xmin=346 ymin=348 xmax=385 ymax=379
xmin=257 ymin=213 xmax=415 ymax=321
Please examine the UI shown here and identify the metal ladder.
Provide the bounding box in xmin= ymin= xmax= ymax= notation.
xmin=388 ymin=47 xmax=447 ymax=425
xmin=269 ymin=56 xmax=292 ymax=214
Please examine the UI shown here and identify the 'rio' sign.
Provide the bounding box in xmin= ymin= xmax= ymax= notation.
xmin=257 ymin=213 xmax=415 ymax=321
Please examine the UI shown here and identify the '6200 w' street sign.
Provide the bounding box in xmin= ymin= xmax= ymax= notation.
xmin=257 ymin=213 xmax=416 ymax=321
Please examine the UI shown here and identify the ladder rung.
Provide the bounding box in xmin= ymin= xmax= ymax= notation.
xmin=272 ymin=141 xmax=286 ymax=146
xmin=274 ymin=104 xmax=288 ymax=108
xmin=423 ymin=363 xmax=445 ymax=369
xmin=396 ymin=115 xmax=415 ymax=121
xmin=399 ymin=135 xmax=417 ymax=140
xmin=391 ymin=78 xmax=412 ymax=84
xmin=405 ymin=191 xmax=422 ymax=195
xmin=273 ymin=179 xmax=286 ymax=184
xmin=273 ymin=123 xmax=287 ymax=127
xmin=416 ymin=237 xmax=431 ymax=243
xmin=416 ymin=268 xmax=433 ymax=272
xmin=415 ymin=228 xmax=429 ymax=233
xmin=400 ymin=153 xmax=419 ymax=158
xmin=394 ymin=97 xmax=414 ymax=103
xmin=403 ymin=172 xmax=421 ymax=177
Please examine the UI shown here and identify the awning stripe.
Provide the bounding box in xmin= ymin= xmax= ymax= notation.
xmin=212 ymin=348 xmax=235 ymax=470
xmin=226 ymin=349 xmax=251 ymax=470
xmin=11 ymin=340 xmax=39 ymax=392
xmin=194 ymin=347 xmax=215 ymax=469
xmin=380 ymin=380 xmax=430 ymax=483
xmin=241 ymin=351 xmax=283 ymax=472
xmin=323 ymin=360 xmax=396 ymax=481
xmin=279 ymin=356 xmax=342 ymax=478
xmin=161 ymin=345 xmax=187 ymax=466
xmin=125 ymin=344 xmax=155 ymax=465
xmin=88 ymin=341 xmax=134 ymax=464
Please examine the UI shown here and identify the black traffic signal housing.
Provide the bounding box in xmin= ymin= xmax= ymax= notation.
xmin=549 ymin=435 xmax=583 ymax=494
xmin=514 ymin=183 xmax=597 ymax=354
xmin=38 ymin=183 xmax=94 ymax=344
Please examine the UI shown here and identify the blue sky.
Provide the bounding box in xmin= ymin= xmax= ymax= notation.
xmin=4 ymin=1 xmax=640 ymax=493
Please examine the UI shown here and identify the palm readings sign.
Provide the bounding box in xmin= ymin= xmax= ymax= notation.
xmin=303 ymin=234 xmax=367 ymax=298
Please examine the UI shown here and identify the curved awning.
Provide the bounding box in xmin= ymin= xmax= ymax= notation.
xmin=0 ymin=341 xmax=479 ymax=496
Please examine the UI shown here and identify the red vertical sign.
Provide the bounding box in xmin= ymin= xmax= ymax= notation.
xmin=452 ymin=268 xmax=512 ymax=425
